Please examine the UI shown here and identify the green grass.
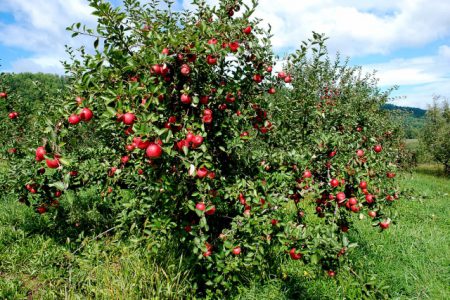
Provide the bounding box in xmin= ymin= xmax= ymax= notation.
xmin=0 ymin=168 xmax=449 ymax=299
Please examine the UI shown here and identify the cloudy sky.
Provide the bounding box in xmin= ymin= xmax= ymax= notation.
xmin=0 ymin=0 xmax=449 ymax=108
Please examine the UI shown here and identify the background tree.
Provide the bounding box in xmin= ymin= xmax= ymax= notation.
xmin=420 ymin=96 xmax=450 ymax=175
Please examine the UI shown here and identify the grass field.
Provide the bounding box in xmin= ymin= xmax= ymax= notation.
xmin=0 ymin=166 xmax=449 ymax=299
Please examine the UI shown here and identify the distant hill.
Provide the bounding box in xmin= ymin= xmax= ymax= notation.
xmin=382 ymin=104 xmax=427 ymax=118
xmin=382 ymin=104 xmax=426 ymax=139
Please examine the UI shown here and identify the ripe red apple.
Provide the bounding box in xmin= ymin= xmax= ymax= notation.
xmin=239 ymin=193 xmax=246 ymax=205
xmin=69 ymin=170 xmax=78 ymax=177
xmin=373 ymin=145 xmax=382 ymax=153
xmin=379 ymin=220 xmax=390 ymax=230
xmin=36 ymin=206 xmax=47 ymax=214
xmin=180 ymin=64 xmax=190 ymax=76
xmin=277 ymin=71 xmax=286 ymax=79
xmin=122 ymin=112 xmax=136 ymax=125
xmin=348 ymin=198 xmax=358 ymax=206
xmin=68 ymin=114 xmax=81 ymax=125
xmin=146 ymin=143 xmax=163 ymax=158
xmin=35 ymin=146 xmax=46 ymax=161
xmin=387 ymin=172 xmax=396 ymax=178
xmin=151 ymin=64 xmax=162 ymax=75
xmin=368 ymin=211 xmax=377 ymax=218
xmin=46 ymin=157 xmax=60 ymax=169
xmin=186 ymin=132 xmax=195 ymax=143
xmin=365 ymin=194 xmax=374 ymax=204
xmin=55 ymin=190 xmax=62 ymax=198
xmin=289 ymin=248 xmax=302 ymax=260
xmin=180 ymin=93 xmax=191 ymax=104
xmin=207 ymin=38 xmax=217 ymax=45
xmin=206 ymin=206 xmax=216 ymax=215
xmin=240 ymin=131 xmax=249 ymax=138
xmin=303 ymin=170 xmax=312 ymax=178
xmin=268 ymin=87 xmax=276 ymax=94
xmin=253 ymin=74 xmax=262 ymax=83
xmin=359 ymin=181 xmax=367 ymax=189
xmin=330 ymin=178 xmax=339 ymax=188
xmin=284 ymin=75 xmax=292 ymax=83
xmin=200 ymin=95 xmax=209 ymax=104
xmin=327 ymin=270 xmax=336 ymax=277
xmin=196 ymin=202 xmax=206 ymax=211
xmin=229 ymin=41 xmax=239 ymax=52
xmin=109 ymin=167 xmax=117 ymax=177
xmin=121 ymin=155 xmax=129 ymax=164
xmin=8 ymin=112 xmax=18 ymax=119
xmin=0 ymin=92 xmax=7 ymax=98
xmin=202 ymin=114 xmax=213 ymax=124
xmin=125 ymin=144 xmax=135 ymax=152
xmin=80 ymin=107 xmax=93 ymax=121
xmin=232 ymin=246 xmax=241 ymax=255
xmin=162 ymin=48 xmax=170 ymax=55
xmin=206 ymin=55 xmax=217 ymax=65
xmin=336 ymin=192 xmax=346 ymax=203
xmin=197 ymin=167 xmax=208 ymax=178
xmin=328 ymin=151 xmax=337 ymax=158
xmin=225 ymin=93 xmax=235 ymax=103
xmin=243 ymin=26 xmax=252 ymax=34
xmin=271 ymin=219 xmax=278 ymax=226
xmin=191 ymin=135 xmax=204 ymax=148
xmin=356 ymin=149 xmax=364 ymax=157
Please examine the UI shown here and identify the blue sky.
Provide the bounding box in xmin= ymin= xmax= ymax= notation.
xmin=1 ymin=0 xmax=449 ymax=109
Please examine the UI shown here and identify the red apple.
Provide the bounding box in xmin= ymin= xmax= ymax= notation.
xmin=359 ymin=181 xmax=367 ymax=189
xmin=330 ymin=178 xmax=339 ymax=188
xmin=303 ymin=170 xmax=312 ymax=178
xmin=289 ymin=248 xmax=302 ymax=260
xmin=46 ymin=157 xmax=60 ymax=169
xmin=243 ymin=26 xmax=252 ymax=34
xmin=68 ymin=114 xmax=81 ymax=125
xmin=197 ymin=167 xmax=208 ymax=178
xmin=8 ymin=112 xmax=18 ymax=119
xmin=80 ymin=107 xmax=93 ymax=121
xmin=229 ymin=41 xmax=239 ymax=52
xmin=35 ymin=146 xmax=46 ymax=161
xmin=365 ymin=194 xmax=374 ymax=204
xmin=180 ymin=94 xmax=191 ymax=104
xmin=180 ymin=64 xmax=190 ymax=76
xmin=121 ymin=155 xmax=129 ymax=164
xmin=268 ymin=87 xmax=276 ymax=94
xmin=356 ymin=149 xmax=364 ymax=157
xmin=0 ymin=92 xmax=7 ymax=98
xmin=122 ymin=113 xmax=136 ymax=125
xmin=232 ymin=246 xmax=241 ymax=255
xmin=368 ymin=211 xmax=377 ymax=218
xmin=191 ymin=135 xmax=204 ymax=148
xmin=206 ymin=55 xmax=217 ymax=65
xmin=379 ymin=220 xmax=390 ymax=229
xmin=336 ymin=192 xmax=346 ymax=203
xmin=373 ymin=145 xmax=382 ymax=153
xmin=206 ymin=206 xmax=216 ymax=215
xmin=146 ymin=143 xmax=163 ymax=158
xmin=284 ymin=75 xmax=292 ymax=83
xmin=196 ymin=202 xmax=206 ymax=211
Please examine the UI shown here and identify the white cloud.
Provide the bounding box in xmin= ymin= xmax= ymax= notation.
xmin=0 ymin=0 xmax=97 ymax=73
xmin=183 ymin=0 xmax=450 ymax=56
xmin=362 ymin=47 xmax=450 ymax=108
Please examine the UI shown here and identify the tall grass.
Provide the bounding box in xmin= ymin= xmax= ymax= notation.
xmin=1 ymin=168 xmax=449 ymax=299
